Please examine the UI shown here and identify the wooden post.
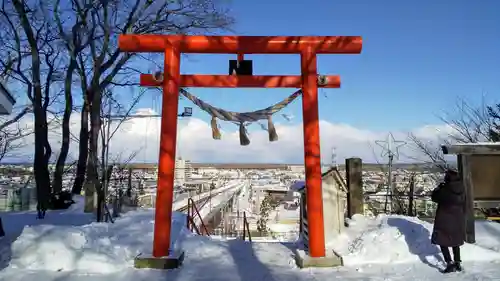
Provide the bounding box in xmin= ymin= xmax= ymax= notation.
xmin=300 ymin=191 xmax=309 ymax=251
xmin=127 ymin=168 xmax=132 ymax=197
xmin=299 ymin=208 xmax=303 ymax=235
xmin=459 ymin=154 xmax=476 ymax=243
xmin=408 ymin=174 xmax=415 ymax=216
xmin=243 ymin=211 xmax=247 ymax=241
xmin=0 ymin=217 xmax=5 ymax=237
xmin=346 ymin=158 xmax=363 ymax=218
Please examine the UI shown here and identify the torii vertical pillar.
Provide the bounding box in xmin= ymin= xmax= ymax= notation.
xmin=154 ymin=44 xmax=181 ymax=258
xmin=300 ymin=47 xmax=325 ymax=257
xmin=118 ymin=35 xmax=363 ymax=267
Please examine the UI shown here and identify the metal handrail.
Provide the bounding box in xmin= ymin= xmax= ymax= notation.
xmin=242 ymin=211 xmax=252 ymax=242
xmin=187 ymin=197 xmax=210 ymax=236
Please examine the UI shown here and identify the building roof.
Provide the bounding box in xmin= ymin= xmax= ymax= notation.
xmin=323 ymin=166 xmax=348 ymax=193
xmin=289 ymin=166 xmax=347 ymax=193
xmin=0 ymin=79 xmax=16 ymax=105
xmin=290 ymin=180 xmax=305 ymax=192
xmin=184 ymin=179 xmax=210 ymax=185
xmin=442 ymin=142 xmax=500 ymax=155
xmin=191 ymin=163 xmax=289 ymax=169
xmin=124 ymin=163 xmax=157 ymax=169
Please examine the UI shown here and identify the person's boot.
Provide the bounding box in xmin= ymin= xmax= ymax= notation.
xmin=442 ymin=262 xmax=456 ymax=273
xmin=454 ymin=261 xmax=462 ymax=272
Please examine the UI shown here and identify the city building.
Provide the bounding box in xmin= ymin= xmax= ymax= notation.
xmin=0 ymin=79 xmax=16 ymax=115
xmin=288 ymin=165 xmax=305 ymax=173
xmin=175 ymin=157 xmax=192 ymax=184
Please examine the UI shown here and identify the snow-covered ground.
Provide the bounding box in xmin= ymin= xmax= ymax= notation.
xmin=267 ymin=204 xmax=300 ymax=241
xmin=329 ymin=214 xmax=500 ymax=266
xmin=1 ymin=196 xmax=500 ymax=280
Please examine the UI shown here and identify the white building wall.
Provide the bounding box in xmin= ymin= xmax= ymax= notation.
xmin=175 ymin=158 xmax=186 ymax=184
xmin=289 ymin=165 xmax=305 ymax=173
xmin=184 ymin=160 xmax=192 ymax=181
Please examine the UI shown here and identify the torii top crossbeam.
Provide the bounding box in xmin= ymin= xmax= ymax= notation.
xmin=118 ymin=35 xmax=362 ymax=54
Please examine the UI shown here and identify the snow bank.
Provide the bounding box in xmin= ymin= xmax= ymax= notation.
xmin=64 ymin=195 xmax=85 ymax=213
xmin=475 ymin=220 xmax=500 ymax=252
xmin=328 ymin=214 xmax=500 ymax=266
xmin=9 ymin=206 xmax=500 ymax=277
xmin=267 ymin=223 xmax=299 ymax=242
xmin=268 ymin=223 xmax=297 ymax=233
xmin=8 ymin=210 xmax=189 ymax=273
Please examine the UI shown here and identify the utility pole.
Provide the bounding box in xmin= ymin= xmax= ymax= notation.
xmin=375 ymin=133 xmax=406 ymax=213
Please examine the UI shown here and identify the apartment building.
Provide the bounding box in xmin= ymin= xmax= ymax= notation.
xmin=175 ymin=157 xmax=192 ymax=184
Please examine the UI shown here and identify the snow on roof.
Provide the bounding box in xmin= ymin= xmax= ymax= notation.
xmin=0 ymin=79 xmax=15 ymax=105
xmin=449 ymin=142 xmax=500 ymax=146
xmin=289 ymin=180 xmax=305 ymax=191
xmin=184 ymin=179 xmax=211 ymax=185
xmin=289 ymin=167 xmax=347 ymax=193
xmin=442 ymin=142 xmax=500 ymax=155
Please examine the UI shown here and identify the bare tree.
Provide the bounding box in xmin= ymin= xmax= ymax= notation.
xmin=50 ymin=1 xmax=92 ymax=194
xmin=0 ymin=0 xmax=65 ymax=218
xmin=441 ymin=97 xmax=494 ymax=143
xmin=94 ymin=87 xmax=145 ymax=221
xmin=52 ymin=1 xmax=233 ymax=208
xmin=108 ymin=150 xmax=140 ymax=218
xmin=390 ymin=170 xmax=419 ymax=215
xmin=367 ymin=141 xmax=423 ymax=215
xmin=406 ymin=134 xmax=449 ymax=173
xmin=487 ymin=104 xmax=500 ymax=141
xmin=407 ymin=97 xmax=497 ymax=172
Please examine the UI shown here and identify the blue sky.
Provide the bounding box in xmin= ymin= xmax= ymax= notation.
xmin=137 ymin=0 xmax=500 ymax=132
xmin=7 ymin=0 xmax=500 ymax=163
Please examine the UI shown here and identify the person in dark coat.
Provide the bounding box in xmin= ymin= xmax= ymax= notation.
xmin=431 ymin=168 xmax=466 ymax=273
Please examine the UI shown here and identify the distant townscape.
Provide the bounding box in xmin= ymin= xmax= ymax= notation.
xmin=0 ymin=159 xmax=441 ymax=220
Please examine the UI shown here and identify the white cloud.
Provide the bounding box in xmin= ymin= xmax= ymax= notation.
xmin=4 ymin=108 xmax=452 ymax=164
xmin=411 ymin=124 xmax=455 ymax=140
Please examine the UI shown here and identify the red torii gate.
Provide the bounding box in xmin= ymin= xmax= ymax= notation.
xmin=118 ymin=35 xmax=362 ymax=259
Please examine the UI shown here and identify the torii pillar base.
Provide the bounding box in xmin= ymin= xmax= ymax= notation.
xmin=134 ymin=251 xmax=185 ymax=270
xmin=294 ymin=249 xmax=343 ymax=268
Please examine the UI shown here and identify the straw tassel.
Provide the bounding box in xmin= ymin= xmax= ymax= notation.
xmin=267 ymin=115 xmax=278 ymax=142
xmin=239 ymin=122 xmax=250 ymax=146
xmin=211 ymin=116 xmax=221 ymax=140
